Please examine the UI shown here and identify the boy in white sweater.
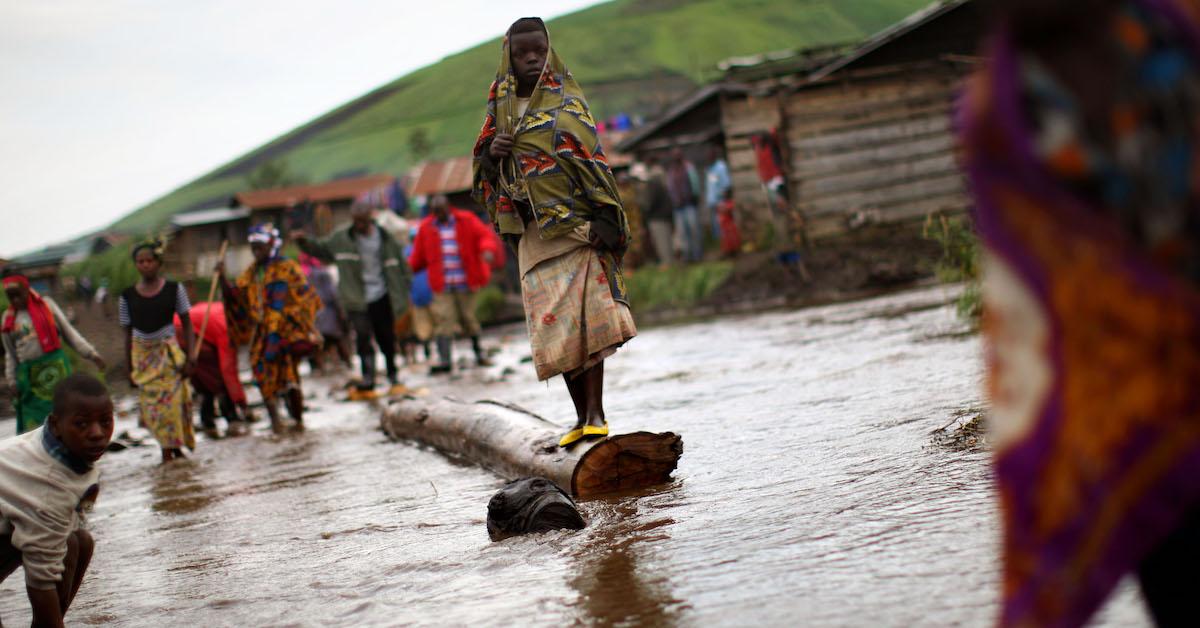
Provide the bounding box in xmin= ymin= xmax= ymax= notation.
xmin=0 ymin=373 xmax=112 ymax=627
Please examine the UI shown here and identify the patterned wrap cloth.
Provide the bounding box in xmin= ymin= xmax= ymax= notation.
xmin=961 ymin=1 xmax=1200 ymax=625
xmin=225 ymin=251 xmax=320 ymax=402
xmin=13 ymin=350 xmax=71 ymax=435
xmin=132 ymin=336 xmax=194 ymax=450
xmin=471 ymin=19 xmax=630 ymax=303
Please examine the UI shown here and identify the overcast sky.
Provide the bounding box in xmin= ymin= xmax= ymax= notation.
xmin=0 ymin=0 xmax=600 ymax=257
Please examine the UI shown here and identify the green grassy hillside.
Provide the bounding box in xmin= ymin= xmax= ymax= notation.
xmin=110 ymin=0 xmax=929 ymax=234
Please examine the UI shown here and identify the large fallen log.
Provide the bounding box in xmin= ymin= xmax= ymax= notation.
xmin=381 ymin=396 xmax=683 ymax=498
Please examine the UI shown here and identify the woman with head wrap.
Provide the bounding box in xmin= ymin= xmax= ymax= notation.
xmin=962 ymin=1 xmax=1200 ymax=625
xmin=119 ymin=238 xmax=195 ymax=462
xmin=472 ymin=17 xmax=637 ymax=447
xmin=218 ymin=224 xmax=320 ymax=430
xmin=2 ymin=274 xmax=106 ymax=434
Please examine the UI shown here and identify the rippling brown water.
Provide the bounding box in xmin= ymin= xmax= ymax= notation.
xmin=0 ymin=286 xmax=1151 ymax=626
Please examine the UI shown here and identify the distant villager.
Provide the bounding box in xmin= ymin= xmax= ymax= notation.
xmin=299 ymin=253 xmax=353 ymax=372
xmin=174 ymin=302 xmax=249 ymax=438
xmin=294 ymin=205 xmax=411 ymax=397
xmin=2 ymin=274 xmax=105 ymax=434
xmin=666 ymin=148 xmax=703 ymax=263
xmin=220 ymin=224 xmax=320 ymax=430
xmin=473 ymin=16 xmax=636 ymax=447
xmin=119 ymin=239 xmax=195 ymax=462
xmin=409 ymin=194 xmax=501 ymax=374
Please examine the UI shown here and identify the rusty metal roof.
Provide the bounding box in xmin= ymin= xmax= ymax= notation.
xmin=236 ymin=174 xmax=395 ymax=210
xmin=407 ymin=157 xmax=475 ymax=197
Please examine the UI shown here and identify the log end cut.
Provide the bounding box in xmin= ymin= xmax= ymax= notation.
xmin=571 ymin=432 xmax=683 ymax=498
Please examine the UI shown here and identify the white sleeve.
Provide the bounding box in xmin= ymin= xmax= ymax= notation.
xmin=117 ymin=294 xmax=131 ymax=328
xmin=176 ymin=283 xmax=191 ymax=315
xmin=47 ymin=298 xmax=97 ymax=359
xmin=3 ymin=330 xmax=16 ymax=387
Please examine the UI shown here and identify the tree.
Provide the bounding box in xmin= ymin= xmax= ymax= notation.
xmin=408 ymin=127 xmax=432 ymax=160
xmin=245 ymin=158 xmax=305 ymax=190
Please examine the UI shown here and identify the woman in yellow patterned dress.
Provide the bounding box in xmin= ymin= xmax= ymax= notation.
xmin=218 ymin=224 xmax=320 ymax=431
xmin=120 ymin=239 xmax=195 ymax=463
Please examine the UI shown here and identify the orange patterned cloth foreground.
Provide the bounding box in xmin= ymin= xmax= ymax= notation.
xmin=962 ymin=1 xmax=1200 ymax=625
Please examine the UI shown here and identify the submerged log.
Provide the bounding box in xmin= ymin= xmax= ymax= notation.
xmin=381 ymin=397 xmax=683 ymax=498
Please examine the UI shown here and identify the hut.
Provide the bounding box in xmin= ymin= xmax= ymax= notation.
xmin=166 ymin=206 xmax=253 ymax=279
xmin=235 ymin=174 xmax=397 ymax=237
xmin=5 ymin=234 xmax=121 ymax=295
xmin=615 ymin=0 xmax=984 ymax=246
xmin=721 ymin=0 xmax=984 ymax=241
xmin=406 ymin=156 xmax=477 ymax=214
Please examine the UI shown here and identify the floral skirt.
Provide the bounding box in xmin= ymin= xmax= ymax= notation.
xmin=132 ymin=337 xmax=194 ymax=450
xmin=521 ymin=246 xmax=637 ymax=381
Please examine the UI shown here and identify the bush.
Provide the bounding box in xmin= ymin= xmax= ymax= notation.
xmin=923 ymin=212 xmax=981 ymax=322
xmin=474 ymin=285 xmax=506 ymax=326
xmin=626 ymin=261 xmax=734 ymax=313
xmin=60 ymin=240 xmax=140 ymax=298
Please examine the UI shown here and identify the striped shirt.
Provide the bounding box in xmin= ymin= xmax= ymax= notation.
xmin=118 ymin=282 xmax=191 ymax=341
xmin=438 ymin=217 xmax=467 ymax=291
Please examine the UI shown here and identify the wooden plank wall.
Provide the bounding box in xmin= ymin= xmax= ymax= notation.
xmin=787 ymin=66 xmax=967 ymax=239
xmin=721 ymin=63 xmax=970 ymax=242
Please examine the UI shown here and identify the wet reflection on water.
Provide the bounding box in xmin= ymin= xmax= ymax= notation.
xmin=570 ymin=498 xmax=684 ymax=626
xmin=0 ymin=286 xmax=1153 ymax=626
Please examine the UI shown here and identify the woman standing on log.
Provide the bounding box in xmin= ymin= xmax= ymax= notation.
xmin=473 ymin=17 xmax=636 ymax=447
xmin=120 ymin=239 xmax=195 ymax=463
xmin=219 ymin=224 xmax=320 ymax=431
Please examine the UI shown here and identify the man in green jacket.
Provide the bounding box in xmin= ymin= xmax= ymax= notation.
xmin=293 ymin=204 xmax=411 ymax=395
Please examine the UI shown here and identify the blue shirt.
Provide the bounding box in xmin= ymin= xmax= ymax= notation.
xmin=705 ymin=159 xmax=731 ymax=208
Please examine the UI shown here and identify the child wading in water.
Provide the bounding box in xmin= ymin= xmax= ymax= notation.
xmin=0 ymin=373 xmax=113 ymax=627
xmin=120 ymin=239 xmax=195 ymax=463
xmin=472 ymin=17 xmax=636 ymax=447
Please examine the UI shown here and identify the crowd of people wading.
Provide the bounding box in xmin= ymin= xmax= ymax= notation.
xmin=3 ymin=6 xmax=1200 ymax=628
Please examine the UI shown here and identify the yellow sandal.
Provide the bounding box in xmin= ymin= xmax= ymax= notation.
xmin=582 ymin=422 xmax=609 ymax=438
xmin=558 ymin=427 xmax=584 ymax=447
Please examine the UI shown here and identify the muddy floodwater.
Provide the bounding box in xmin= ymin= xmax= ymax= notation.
xmin=1 ymin=286 xmax=1152 ymax=626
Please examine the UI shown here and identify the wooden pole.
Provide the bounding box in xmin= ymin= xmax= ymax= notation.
xmin=191 ymin=240 xmax=229 ymax=362
xmin=381 ymin=397 xmax=683 ymax=498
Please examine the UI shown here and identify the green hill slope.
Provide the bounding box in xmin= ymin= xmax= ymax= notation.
xmin=110 ymin=0 xmax=929 ymax=234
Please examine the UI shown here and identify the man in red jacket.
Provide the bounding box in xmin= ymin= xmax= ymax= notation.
xmin=409 ymin=194 xmax=500 ymax=374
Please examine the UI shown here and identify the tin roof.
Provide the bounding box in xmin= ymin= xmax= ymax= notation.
xmin=407 ymin=157 xmax=475 ymax=197
xmin=236 ymin=174 xmax=395 ymax=210
xmin=171 ymin=206 xmax=251 ymax=228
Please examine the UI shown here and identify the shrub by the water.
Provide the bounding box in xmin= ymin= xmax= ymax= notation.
xmin=626 ymin=261 xmax=734 ymax=313
xmin=924 ymin=212 xmax=981 ymax=323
